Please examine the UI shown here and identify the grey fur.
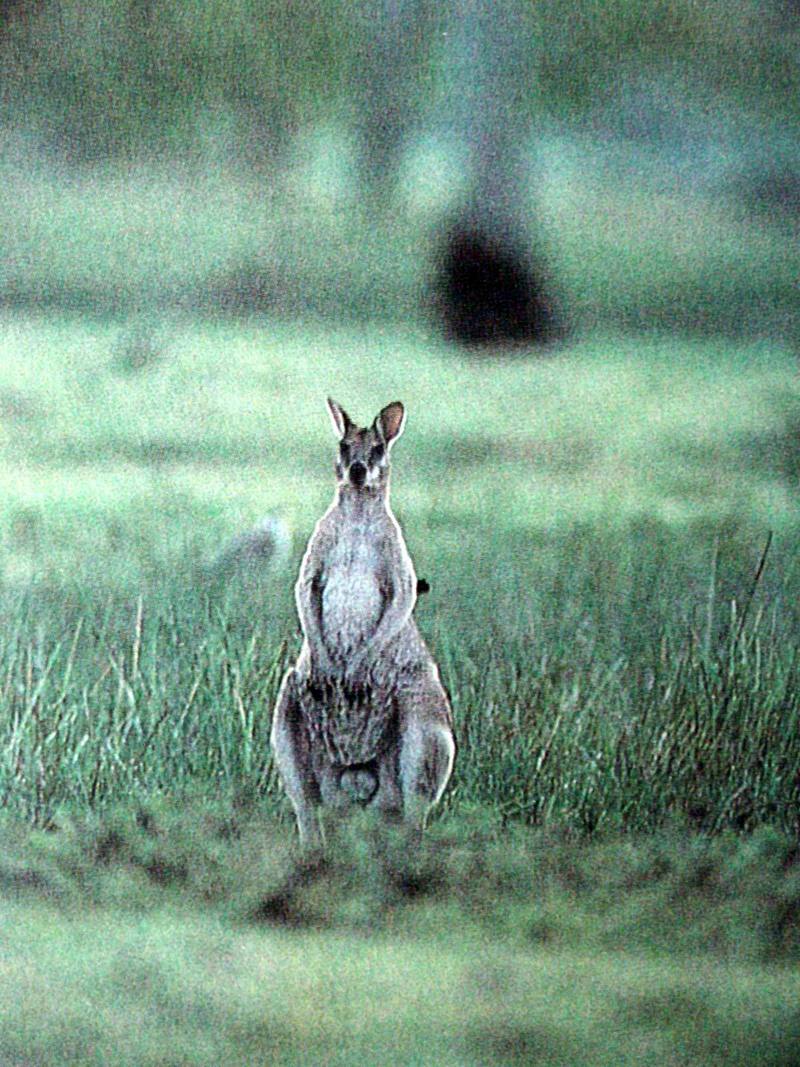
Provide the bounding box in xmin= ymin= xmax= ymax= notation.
xmin=270 ymin=399 xmax=455 ymax=846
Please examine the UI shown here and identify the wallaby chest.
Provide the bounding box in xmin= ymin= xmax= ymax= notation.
xmin=318 ymin=514 xmax=387 ymax=655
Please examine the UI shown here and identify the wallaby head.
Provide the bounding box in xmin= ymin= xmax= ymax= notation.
xmin=327 ymin=398 xmax=406 ymax=493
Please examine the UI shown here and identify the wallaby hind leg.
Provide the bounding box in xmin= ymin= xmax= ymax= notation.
xmin=270 ymin=669 xmax=323 ymax=848
xmin=398 ymin=672 xmax=455 ymax=831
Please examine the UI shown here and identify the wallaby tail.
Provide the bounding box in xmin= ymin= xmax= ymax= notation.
xmin=338 ymin=762 xmax=379 ymax=805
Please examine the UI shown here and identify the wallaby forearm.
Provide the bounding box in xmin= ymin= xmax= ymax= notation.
xmin=366 ymin=572 xmax=416 ymax=655
xmin=295 ymin=573 xmax=333 ymax=668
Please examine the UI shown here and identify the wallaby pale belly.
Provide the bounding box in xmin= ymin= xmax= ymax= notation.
xmin=306 ymin=532 xmax=393 ymax=779
xmin=321 ymin=534 xmax=384 ymax=658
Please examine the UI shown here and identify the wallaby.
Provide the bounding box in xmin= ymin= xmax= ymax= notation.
xmin=270 ymin=399 xmax=455 ymax=847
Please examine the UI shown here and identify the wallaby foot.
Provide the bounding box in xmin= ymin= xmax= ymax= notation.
xmin=398 ymin=678 xmax=456 ymax=831
xmin=270 ymin=669 xmax=323 ymax=849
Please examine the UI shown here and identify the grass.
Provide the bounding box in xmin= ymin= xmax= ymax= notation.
xmin=5 ymin=898 xmax=797 ymax=1067
xmin=2 ymin=807 xmax=800 ymax=1066
xmin=0 ymin=317 xmax=797 ymax=576
xmin=1 ymin=523 xmax=798 ymax=834
xmin=0 ymin=314 xmax=798 ymax=831
xmin=0 ymin=312 xmax=798 ymax=1062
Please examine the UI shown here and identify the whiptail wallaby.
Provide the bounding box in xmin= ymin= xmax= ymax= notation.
xmin=270 ymin=399 xmax=455 ymax=846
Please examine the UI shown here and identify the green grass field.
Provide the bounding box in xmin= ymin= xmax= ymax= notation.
xmin=3 ymin=811 xmax=800 ymax=1066
xmin=1 ymin=310 xmax=799 ymax=1064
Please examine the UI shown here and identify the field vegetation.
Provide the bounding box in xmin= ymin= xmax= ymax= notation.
xmin=0 ymin=309 xmax=798 ymax=1063
xmin=0 ymin=316 xmax=798 ymax=827
xmin=1 ymin=0 xmax=798 ymax=1060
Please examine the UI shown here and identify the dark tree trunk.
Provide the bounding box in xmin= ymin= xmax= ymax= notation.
xmin=434 ymin=0 xmax=562 ymax=346
xmin=354 ymin=0 xmax=564 ymax=346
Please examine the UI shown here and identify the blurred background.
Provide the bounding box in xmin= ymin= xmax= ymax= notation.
xmin=1 ymin=0 xmax=797 ymax=331
xmin=0 ymin=0 xmax=797 ymax=586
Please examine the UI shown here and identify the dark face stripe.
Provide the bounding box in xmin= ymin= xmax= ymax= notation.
xmin=335 ymin=425 xmax=390 ymax=484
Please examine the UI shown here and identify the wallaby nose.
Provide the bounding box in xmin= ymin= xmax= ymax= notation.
xmin=349 ymin=461 xmax=367 ymax=486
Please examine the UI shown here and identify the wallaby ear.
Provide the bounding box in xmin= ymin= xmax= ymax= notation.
xmin=327 ymin=397 xmax=354 ymax=439
xmin=375 ymin=401 xmax=405 ymax=446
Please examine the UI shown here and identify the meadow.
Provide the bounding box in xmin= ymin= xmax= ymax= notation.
xmin=0 ymin=0 xmax=798 ymax=1056
xmin=0 ymin=308 xmax=799 ymax=1064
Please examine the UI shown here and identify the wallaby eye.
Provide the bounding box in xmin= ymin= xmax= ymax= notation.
xmin=369 ymin=443 xmax=385 ymax=465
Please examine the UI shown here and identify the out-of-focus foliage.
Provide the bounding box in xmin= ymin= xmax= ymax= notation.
xmin=0 ymin=0 xmax=796 ymax=160
xmin=0 ymin=0 xmax=795 ymax=332
xmin=1 ymin=0 xmax=357 ymax=159
xmin=536 ymin=0 xmax=800 ymax=122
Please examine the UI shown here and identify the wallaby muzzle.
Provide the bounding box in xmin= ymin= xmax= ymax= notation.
xmin=349 ymin=461 xmax=367 ymax=486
